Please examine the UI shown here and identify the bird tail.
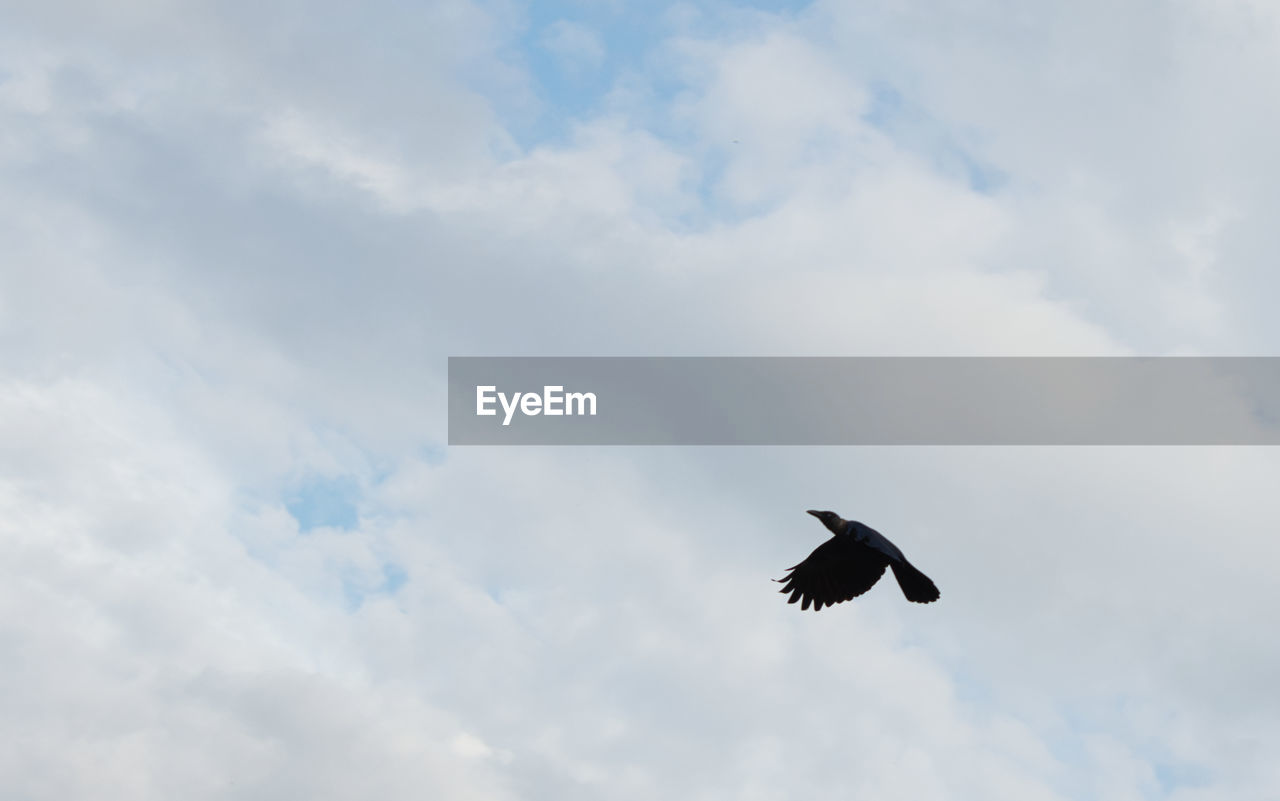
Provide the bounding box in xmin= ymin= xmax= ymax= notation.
xmin=890 ymin=560 xmax=940 ymax=604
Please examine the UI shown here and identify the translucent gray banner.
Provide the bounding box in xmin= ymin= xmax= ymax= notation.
xmin=447 ymin=357 xmax=1280 ymax=445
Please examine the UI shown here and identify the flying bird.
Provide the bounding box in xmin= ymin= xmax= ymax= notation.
xmin=775 ymin=510 xmax=940 ymax=610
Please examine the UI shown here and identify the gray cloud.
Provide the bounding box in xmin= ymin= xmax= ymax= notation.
xmin=3 ymin=0 xmax=1280 ymax=798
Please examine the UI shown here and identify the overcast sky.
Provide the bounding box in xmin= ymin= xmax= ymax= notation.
xmin=3 ymin=0 xmax=1280 ymax=798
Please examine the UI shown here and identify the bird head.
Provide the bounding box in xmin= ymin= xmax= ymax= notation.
xmin=806 ymin=509 xmax=847 ymax=534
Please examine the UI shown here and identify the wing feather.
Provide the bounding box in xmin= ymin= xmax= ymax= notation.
xmin=774 ymin=536 xmax=888 ymax=612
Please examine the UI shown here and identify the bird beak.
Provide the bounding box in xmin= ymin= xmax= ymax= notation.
xmin=806 ymin=510 xmax=821 ymax=518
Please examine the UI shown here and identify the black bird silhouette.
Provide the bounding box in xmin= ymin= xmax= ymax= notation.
xmin=775 ymin=510 xmax=940 ymax=610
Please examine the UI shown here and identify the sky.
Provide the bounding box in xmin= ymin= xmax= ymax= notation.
xmin=3 ymin=0 xmax=1280 ymax=798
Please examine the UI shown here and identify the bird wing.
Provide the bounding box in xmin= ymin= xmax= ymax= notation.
xmin=774 ymin=536 xmax=888 ymax=611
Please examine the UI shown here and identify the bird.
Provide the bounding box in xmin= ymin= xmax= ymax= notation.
xmin=775 ymin=510 xmax=940 ymax=610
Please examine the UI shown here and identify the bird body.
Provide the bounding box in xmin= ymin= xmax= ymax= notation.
xmin=775 ymin=510 xmax=940 ymax=610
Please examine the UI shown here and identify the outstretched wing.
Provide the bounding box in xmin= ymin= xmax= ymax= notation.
xmin=774 ymin=537 xmax=889 ymax=611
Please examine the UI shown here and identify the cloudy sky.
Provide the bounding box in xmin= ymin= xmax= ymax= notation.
xmin=4 ymin=0 xmax=1280 ymax=798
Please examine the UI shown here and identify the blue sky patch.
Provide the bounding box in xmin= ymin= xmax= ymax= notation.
xmin=863 ymin=81 xmax=1008 ymax=194
xmin=285 ymin=475 xmax=361 ymax=533
xmin=498 ymin=0 xmax=817 ymax=148
xmin=341 ymin=562 xmax=409 ymax=611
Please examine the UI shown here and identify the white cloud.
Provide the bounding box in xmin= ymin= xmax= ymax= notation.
xmin=261 ymin=108 xmax=419 ymax=212
xmin=4 ymin=0 xmax=1280 ymax=798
